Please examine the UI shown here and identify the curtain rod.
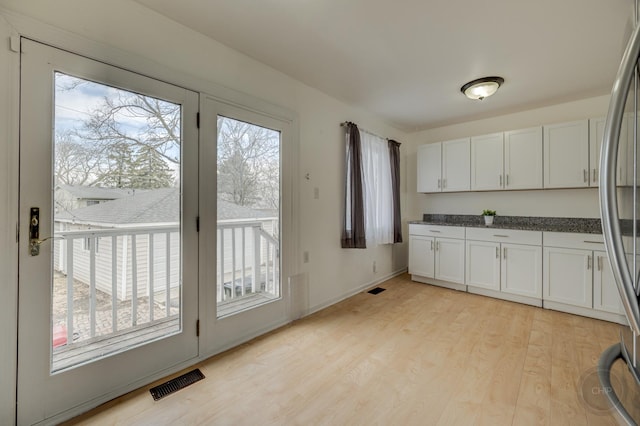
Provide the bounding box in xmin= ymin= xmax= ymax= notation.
xmin=340 ymin=121 xmax=401 ymax=145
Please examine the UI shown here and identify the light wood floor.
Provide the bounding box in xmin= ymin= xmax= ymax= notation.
xmin=64 ymin=274 xmax=639 ymax=425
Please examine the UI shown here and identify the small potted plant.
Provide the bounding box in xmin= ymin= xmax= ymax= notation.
xmin=482 ymin=209 xmax=496 ymax=226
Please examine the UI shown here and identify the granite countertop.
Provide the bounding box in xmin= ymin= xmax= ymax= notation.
xmin=409 ymin=214 xmax=604 ymax=234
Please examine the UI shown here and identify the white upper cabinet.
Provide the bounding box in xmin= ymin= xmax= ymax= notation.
xmin=417 ymin=143 xmax=442 ymax=193
xmin=543 ymin=119 xmax=590 ymax=188
xmin=470 ymin=127 xmax=543 ymax=191
xmin=504 ymin=126 xmax=543 ymax=190
xmin=441 ymin=138 xmax=470 ymax=192
xmin=589 ymin=116 xmax=628 ymax=187
xmin=417 ymin=139 xmax=469 ymax=193
xmin=471 ymin=133 xmax=504 ymax=191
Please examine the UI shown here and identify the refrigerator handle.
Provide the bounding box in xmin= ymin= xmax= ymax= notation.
xmin=600 ymin=17 xmax=640 ymax=336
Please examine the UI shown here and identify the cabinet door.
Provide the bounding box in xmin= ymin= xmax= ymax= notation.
xmin=590 ymin=116 xmax=627 ymax=187
xmin=543 ymin=247 xmax=593 ymax=308
xmin=409 ymin=235 xmax=435 ymax=278
xmin=593 ymin=251 xmax=625 ymax=315
xmin=465 ymin=240 xmax=500 ymax=290
xmin=435 ymin=237 xmax=465 ymax=284
xmin=543 ymin=120 xmax=589 ymax=188
xmin=504 ymin=126 xmax=543 ymax=190
xmin=442 ymin=138 xmax=470 ymax=192
xmin=417 ymin=143 xmax=442 ymax=193
xmin=501 ymin=243 xmax=542 ymax=298
xmin=471 ymin=133 xmax=504 ymax=191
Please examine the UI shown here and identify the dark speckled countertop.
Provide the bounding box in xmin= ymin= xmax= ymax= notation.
xmin=409 ymin=214 xmax=605 ymax=234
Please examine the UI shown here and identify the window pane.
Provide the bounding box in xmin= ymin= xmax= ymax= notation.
xmin=52 ymin=72 xmax=182 ymax=372
xmin=216 ymin=115 xmax=280 ymax=317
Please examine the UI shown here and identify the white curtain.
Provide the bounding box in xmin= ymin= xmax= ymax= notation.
xmin=359 ymin=130 xmax=394 ymax=246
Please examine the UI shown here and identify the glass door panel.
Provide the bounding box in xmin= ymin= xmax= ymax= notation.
xmin=216 ymin=116 xmax=281 ymax=317
xmin=52 ymin=72 xmax=182 ymax=371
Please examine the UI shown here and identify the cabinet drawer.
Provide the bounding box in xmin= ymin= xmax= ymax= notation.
xmin=465 ymin=227 xmax=542 ymax=245
xmin=543 ymin=232 xmax=604 ymax=250
xmin=409 ymin=224 xmax=465 ymax=239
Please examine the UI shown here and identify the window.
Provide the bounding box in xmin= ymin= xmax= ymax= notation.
xmin=342 ymin=122 xmax=402 ymax=248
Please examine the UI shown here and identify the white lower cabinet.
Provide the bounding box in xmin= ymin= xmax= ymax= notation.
xmin=435 ymin=237 xmax=465 ymax=284
xmin=409 ymin=226 xmax=626 ymax=324
xmin=465 ymin=240 xmax=500 ymax=291
xmin=593 ymin=251 xmax=626 ymax=315
xmin=501 ymin=243 xmax=542 ymax=298
xmin=465 ymin=228 xmax=542 ymax=303
xmin=408 ymin=235 xmax=435 ymax=278
xmin=408 ymin=224 xmax=465 ymax=286
xmin=543 ymin=246 xmax=593 ymax=308
xmin=542 ymin=232 xmax=627 ymax=324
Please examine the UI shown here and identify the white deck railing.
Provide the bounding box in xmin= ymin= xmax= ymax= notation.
xmin=216 ymin=220 xmax=280 ymax=303
xmin=53 ymin=220 xmax=279 ymax=347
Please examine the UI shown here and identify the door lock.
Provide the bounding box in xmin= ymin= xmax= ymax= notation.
xmin=29 ymin=207 xmax=40 ymax=256
xmin=29 ymin=207 xmax=57 ymax=256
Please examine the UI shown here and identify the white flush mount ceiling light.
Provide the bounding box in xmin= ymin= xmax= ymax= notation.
xmin=461 ymin=76 xmax=504 ymax=100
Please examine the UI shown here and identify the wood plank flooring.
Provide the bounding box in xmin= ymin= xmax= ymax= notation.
xmin=63 ymin=274 xmax=639 ymax=425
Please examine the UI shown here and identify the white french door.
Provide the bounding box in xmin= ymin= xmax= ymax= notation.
xmin=199 ymin=95 xmax=292 ymax=354
xmin=17 ymin=40 xmax=199 ymax=424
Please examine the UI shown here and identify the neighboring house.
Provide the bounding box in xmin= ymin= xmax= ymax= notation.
xmin=54 ymin=187 xmax=278 ymax=300
xmin=55 ymin=184 xmax=141 ymax=212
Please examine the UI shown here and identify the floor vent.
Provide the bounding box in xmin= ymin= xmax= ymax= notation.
xmin=150 ymin=368 xmax=205 ymax=401
xmin=368 ymin=287 xmax=386 ymax=295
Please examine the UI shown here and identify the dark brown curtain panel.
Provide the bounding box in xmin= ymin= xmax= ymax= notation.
xmin=341 ymin=122 xmax=366 ymax=248
xmin=388 ymin=140 xmax=402 ymax=243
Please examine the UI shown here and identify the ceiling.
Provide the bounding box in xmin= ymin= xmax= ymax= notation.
xmin=135 ymin=0 xmax=634 ymax=132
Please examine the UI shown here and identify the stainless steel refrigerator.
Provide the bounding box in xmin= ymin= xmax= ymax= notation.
xmin=599 ymin=4 xmax=640 ymax=424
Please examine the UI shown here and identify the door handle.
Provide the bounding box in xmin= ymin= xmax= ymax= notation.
xmin=29 ymin=207 xmax=59 ymax=256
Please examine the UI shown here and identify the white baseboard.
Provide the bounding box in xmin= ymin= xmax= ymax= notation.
xmin=468 ymin=287 xmax=542 ymax=307
xmin=305 ymin=268 xmax=407 ymax=317
xmin=410 ymin=275 xmax=467 ymax=292
xmin=543 ymin=300 xmax=628 ymax=325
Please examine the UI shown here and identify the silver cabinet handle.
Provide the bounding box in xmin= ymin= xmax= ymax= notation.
xmin=593 ymin=168 xmax=597 ymax=182
xmin=587 ymin=256 xmax=592 ymax=270
xmin=430 ymin=240 xmax=434 ymax=251
xmin=499 ymin=174 xmax=503 ymax=186
xmin=493 ymin=234 xmax=509 ymax=238
xmin=429 ymin=230 xmax=441 ymax=233
xmin=506 ymin=174 xmax=509 ymax=186
xmin=583 ymin=169 xmax=588 ymax=183
xmin=437 ymin=178 xmax=441 ymax=189
xmin=597 ymin=256 xmax=602 ymax=271
xmin=495 ymin=247 xmax=499 ymax=258
xmin=503 ymin=247 xmax=506 ymax=259
xmin=583 ymin=240 xmax=602 ymax=244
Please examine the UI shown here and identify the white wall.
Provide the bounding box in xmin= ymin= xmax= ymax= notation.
xmin=0 ymin=14 xmax=18 ymax=425
xmin=406 ymin=95 xmax=612 ymax=220
xmin=0 ymin=2 xmax=409 ymax=419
